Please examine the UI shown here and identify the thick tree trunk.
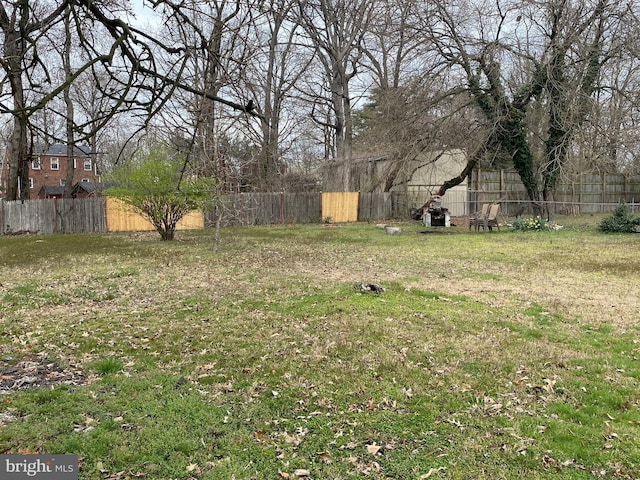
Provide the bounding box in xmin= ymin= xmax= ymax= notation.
xmin=4 ymin=29 xmax=29 ymax=201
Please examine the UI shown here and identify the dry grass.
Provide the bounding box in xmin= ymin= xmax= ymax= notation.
xmin=1 ymin=219 xmax=639 ymax=479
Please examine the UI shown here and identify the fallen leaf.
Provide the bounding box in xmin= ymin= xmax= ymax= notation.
xmin=366 ymin=443 xmax=382 ymax=455
xmin=317 ymin=451 xmax=333 ymax=463
xmin=420 ymin=466 xmax=446 ymax=478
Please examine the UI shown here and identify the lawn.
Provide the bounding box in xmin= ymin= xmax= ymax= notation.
xmin=1 ymin=217 xmax=639 ymax=479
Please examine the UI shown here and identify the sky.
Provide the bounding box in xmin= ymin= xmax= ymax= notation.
xmin=129 ymin=0 xmax=160 ymax=27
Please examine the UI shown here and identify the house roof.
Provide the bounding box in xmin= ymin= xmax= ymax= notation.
xmin=4 ymin=142 xmax=93 ymax=157
xmin=33 ymin=144 xmax=92 ymax=157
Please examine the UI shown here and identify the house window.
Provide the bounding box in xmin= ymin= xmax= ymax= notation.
xmin=32 ymin=158 xmax=41 ymax=170
xmin=73 ymin=158 xmax=77 ymax=169
xmin=81 ymin=178 xmax=90 ymax=183
xmin=29 ymin=178 xmax=34 ymax=189
xmin=84 ymin=159 xmax=92 ymax=171
xmin=50 ymin=157 xmax=59 ymax=170
xmin=60 ymin=178 xmax=66 ymax=186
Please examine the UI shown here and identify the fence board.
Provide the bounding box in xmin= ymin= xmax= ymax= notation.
xmin=322 ymin=192 xmax=359 ymax=222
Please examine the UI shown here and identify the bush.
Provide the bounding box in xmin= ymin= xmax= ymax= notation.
xmin=511 ymin=216 xmax=550 ymax=231
xmin=598 ymin=204 xmax=640 ymax=233
xmin=106 ymin=147 xmax=214 ymax=240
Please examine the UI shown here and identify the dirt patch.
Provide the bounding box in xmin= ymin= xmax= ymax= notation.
xmin=0 ymin=356 xmax=93 ymax=396
xmin=417 ymin=229 xmax=459 ymax=235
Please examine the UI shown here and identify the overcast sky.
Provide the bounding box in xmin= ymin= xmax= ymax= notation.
xmin=130 ymin=0 xmax=160 ymax=27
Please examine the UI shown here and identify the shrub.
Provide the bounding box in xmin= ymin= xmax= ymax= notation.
xmin=511 ymin=216 xmax=550 ymax=231
xmin=106 ymin=147 xmax=214 ymax=241
xmin=598 ymin=204 xmax=640 ymax=233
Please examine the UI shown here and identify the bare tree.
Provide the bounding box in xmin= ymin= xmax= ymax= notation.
xmin=0 ymin=0 xmax=259 ymax=201
xmin=62 ymin=5 xmax=76 ymax=197
xmin=0 ymin=1 xmax=67 ymax=199
xmin=296 ymin=0 xmax=375 ymax=191
xmin=423 ymin=0 xmax=632 ymax=212
xmin=240 ymin=0 xmax=315 ymax=190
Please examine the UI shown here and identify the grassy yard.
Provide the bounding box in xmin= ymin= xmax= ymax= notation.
xmin=1 ymin=217 xmax=639 ymax=479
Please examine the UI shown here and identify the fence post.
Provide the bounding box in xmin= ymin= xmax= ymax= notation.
xmin=280 ymin=192 xmax=285 ymax=224
xmin=53 ymin=198 xmax=58 ymax=234
xmin=391 ymin=191 xmax=395 ymax=217
xmin=602 ymin=172 xmax=606 ymax=213
xmin=240 ymin=192 xmax=245 ymax=225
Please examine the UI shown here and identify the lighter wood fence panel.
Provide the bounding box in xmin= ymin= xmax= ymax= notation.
xmin=105 ymin=198 xmax=203 ymax=232
xmin=322 ymin=192 xmax=359 ymax=223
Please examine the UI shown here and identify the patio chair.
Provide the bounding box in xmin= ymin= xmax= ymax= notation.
xmin=469 ymin=203 xmax=490 ymax=231
xmin=484 ymin=203 xmax=501 ymax=232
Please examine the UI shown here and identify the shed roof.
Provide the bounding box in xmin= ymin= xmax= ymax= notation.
xmin=39 ymin=185 xmax=65 ymax=197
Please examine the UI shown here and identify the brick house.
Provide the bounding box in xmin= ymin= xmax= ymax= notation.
xmin=1 ymin=143 xmax=101 ymax=199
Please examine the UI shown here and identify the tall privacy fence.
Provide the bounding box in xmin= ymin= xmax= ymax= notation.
xmin=470 ymin=169 xmax=640 ymax=216
xmin=0 ymin=198 xmax=203 ymax=235
xmin=2 ymin=179 xmax=639 ymax=235
xmin=0 ymin=192 xmax=409 ymax=235
xmin=203 ymin=191 xmax=409 ymax=226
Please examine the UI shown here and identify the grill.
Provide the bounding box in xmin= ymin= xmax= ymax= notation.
xmin=423 ymin=195 xmax=450 ymax=227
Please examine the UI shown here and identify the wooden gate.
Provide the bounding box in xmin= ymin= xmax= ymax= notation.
xmin=321 ymin=192 xmax=359 ymax=223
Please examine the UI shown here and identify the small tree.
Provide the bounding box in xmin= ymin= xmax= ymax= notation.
xmin=107 ymin=148 xmax=213 ymax=241
xmin=598 ymin=204 xmax=640 ymax=234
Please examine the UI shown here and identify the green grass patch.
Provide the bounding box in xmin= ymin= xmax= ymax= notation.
xmin=0 ymin=220 xmax=639 ymax=479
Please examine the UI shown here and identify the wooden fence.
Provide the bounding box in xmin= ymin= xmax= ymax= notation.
xmin=0 ymin=198 xmax=106 ymax=235
xmin=7 ymin=174 xmax=636 ymax=235
xmin=0 ymin=198 xmax=203 ymax=235
xmin=0 ymin=191 xmax=470 ymax=235
xmin=204 ymin=192 xmax=409 ymax=227
xmin=207 ymin=192 xmax=322 ymax=226
xmin=322 ymin=192 xmax=359 ymax=222
xmin=471 ymin=169 xmax=640 ymax=215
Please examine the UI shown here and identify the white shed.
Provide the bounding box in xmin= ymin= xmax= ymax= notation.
xmin=350 ymin=149 xmax=469 ymax=216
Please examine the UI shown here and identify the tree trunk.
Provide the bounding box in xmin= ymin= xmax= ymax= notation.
xmin=4 ymin=28 xmax=29 ymax=201
xmin=63 ymin=8 xmax=76 ymax=198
